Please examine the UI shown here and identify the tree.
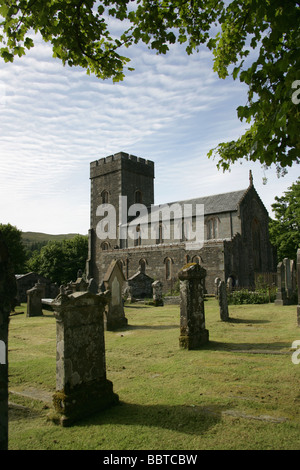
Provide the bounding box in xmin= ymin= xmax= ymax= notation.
xmin=0 ymin=1 xmax=299 ymax=172
xmin=27 ymin=235 xmax=88 ymax=284
xmin=269 ymin=177 xmax=300 ymax=261
xmin=0 ymin=223 xmax=27 ymax=273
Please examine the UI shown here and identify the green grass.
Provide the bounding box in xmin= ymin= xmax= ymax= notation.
xmin=7 ymin=299 xmax=300 ymax=450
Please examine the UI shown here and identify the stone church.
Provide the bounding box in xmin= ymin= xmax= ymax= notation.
xmin=86 ymin=151 xmax=275 ymax=294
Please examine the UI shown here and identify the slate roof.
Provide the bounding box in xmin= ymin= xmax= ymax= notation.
xmin=169 ymin=188 xmax=248 ymax=215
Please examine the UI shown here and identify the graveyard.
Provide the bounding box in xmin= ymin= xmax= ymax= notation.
xmin=7 ymin=294 xmax=300 ymax=450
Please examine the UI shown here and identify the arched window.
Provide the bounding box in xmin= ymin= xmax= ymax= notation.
xmin=252 ymin=218 xmax=262 ymax=271
xmin=101 ymin=190 xmax=109 ymax=204
xmin=134 ymin=190 xmax=142 ymax=204
xmin=156 ymin=222 xmax=163 ymax=244
xmin=139 ymin=258 xmax=147 ymax=274
xmin=101 ymin=241 xmax=110 ymax=251
xmin=134 ymin=224 xmax=142 ymax=246
xmin=207 ymin=217 xmax=219 ymax=239
xmin=165 ymin=257 xmax=173 ymax=280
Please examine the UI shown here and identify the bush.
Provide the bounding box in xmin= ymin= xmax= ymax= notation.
xmin=227 ymin=287 xmax=277 ymax=305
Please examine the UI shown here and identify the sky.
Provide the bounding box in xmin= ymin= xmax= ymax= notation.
xmin=0 ymin=29 xmax=299 ymax=235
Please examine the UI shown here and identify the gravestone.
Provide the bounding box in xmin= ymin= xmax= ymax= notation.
xmin=297 ymin=249 xmax=300 ymax=327
xmin=0 ymin=233 xmax=17 ymax=450
xmin=275 ymin=262 xmax=288 ymax=305
xmin=127 ymin=270 xmax=154 ymax=298
xmin=51 ymin=288 xmax=119 ymax=426
xmin=214 ymin=277 xmax=221 ymax=299
xmin=152 ymin=280 xmax=164 ymax=306
xmin=103 ymin=260 xmax=128 ymax=330
xmin=218 ymin=280 xmax=229 ymax=321
xmin=26 ymin=281 xmax=44 ymax=317
xmin=283 ymin=258 xmax=293 ymax=299
xmin=178 ymin=263 xmax=209 ymax=349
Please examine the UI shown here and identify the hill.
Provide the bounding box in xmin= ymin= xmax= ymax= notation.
xmin=22 ymin=231 xmax=86 ymax=252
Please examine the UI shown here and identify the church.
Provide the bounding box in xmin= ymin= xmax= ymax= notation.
xmin=86 ymin=151 xmax=276 ymax=294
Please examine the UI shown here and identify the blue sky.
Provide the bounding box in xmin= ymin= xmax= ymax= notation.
xmin=0 ymin=32 xmax=298 ymax=235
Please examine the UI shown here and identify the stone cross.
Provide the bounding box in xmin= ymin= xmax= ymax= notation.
xmin=178 ymin=263 xmax=209 ymax=349
xmin=218 ymin=280 xmax=229 ymax=321
xmin=51 ymin=290 xmax=118 ymax=426
xmin=297 ymin=249 xmax=300 ymax=327
xmin=152 ymin=280 xmax=164 ymax=306
xmin=103 ymin=260 xmax=128 ymax=330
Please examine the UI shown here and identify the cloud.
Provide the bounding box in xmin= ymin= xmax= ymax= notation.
xmin=0 ymin=32 xmax=298 ymax=234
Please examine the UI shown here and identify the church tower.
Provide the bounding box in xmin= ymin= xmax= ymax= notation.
xmin=87 ymin=152 xmax=155 ymax=282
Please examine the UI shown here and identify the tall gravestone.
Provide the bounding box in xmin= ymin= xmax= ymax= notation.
xmin=0 ymin=234 xmax=17 ymax=450
xmin=51 ymin=288 xmax=119 ymax=426
xmin=178 ymin=263 xmax=209 ymax=349
xmin=297 ymin=249 xmax=300 ymax=327
xmin=275 ymin=261 xmax=288 ymax=305
xmin=218 ymin=280 xmax=229 ymax=321
xmin=103 ymin=260 xmax=128 ymax=330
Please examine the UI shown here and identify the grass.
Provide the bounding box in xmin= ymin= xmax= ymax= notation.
xmin=7 ymin=299 xmax=300 ymax=450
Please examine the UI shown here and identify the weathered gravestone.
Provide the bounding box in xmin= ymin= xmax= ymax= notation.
xmin=51 ymin=287 xmax=119 ymax=426
xmin=0 ymin=233 xmax=17 ymax=450
xmin=178 ymin=263 xmax=209 ymax=349
xmin=275 ymin=261 xmax=288 ymax=306
xmin=297 ymin=249 xmax=300 ymax=327
xmin=214 ymin=277 xmax=221 ymax=299
xmin=103 ymin=260 xmax=128 ymax=330
xmin=26 ymin=281 xmax=44 ymax=317
xmin=152 ymin=280 xmax=164 ymax=306
xmin=218 ymin=280 xmax=229 ymax=321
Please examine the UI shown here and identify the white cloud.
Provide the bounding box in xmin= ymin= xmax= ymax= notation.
xmin=0 ymin=33 xmax=298 ymax=234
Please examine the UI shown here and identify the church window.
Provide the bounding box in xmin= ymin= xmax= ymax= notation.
xmin=101 ymin=190 xmax=109 ymax=204
xmin=252 ymin=218 xmax=262 ymax=271
xmin=165 ymin=257 xmax=173 ymax=280
xmin=139 ymin=258 xmax=147 ymax=273
xmin=134 ymin=190 xmax=142 ymax=204
xmin=156 ymin=222 xmax=163 ymax=244
xmin=207 ymin=217 xmax=219 ymax=239
xmin=101 ymin=241 xmax=110 ymax=250
xmin=134 ymin=224 xmax=142 ymax=246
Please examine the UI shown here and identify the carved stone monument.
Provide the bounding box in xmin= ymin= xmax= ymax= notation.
xmin=103 ymin=260 xmax=128 ymax=330
xmin=51 ymin=288 xmax=119 ymax=426
xmin=178 ymin=263 xmax=209 ymax=349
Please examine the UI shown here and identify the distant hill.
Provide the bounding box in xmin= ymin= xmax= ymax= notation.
xmin=22 ymin=232 xmax=87 ymax=251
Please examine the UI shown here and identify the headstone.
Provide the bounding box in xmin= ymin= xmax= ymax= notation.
xmin=0 ymin=233 xmax=17 ymax=450
xmin=275 ymin=262 xmax=288 ymax=305
xmin=26 ymin=282 xmax=44 ymax=317
xmin=51 ymin=289 xmax=118 ymax=426
xmin=103 ymin=260 xmax=128 ymax=330
xmin=297 ymin=249 xmax=300 ymax=327
xmin=283 ymin=258 xmax=293 ymax=299
xmin=127 ymin=270 xmax=154 ymax=298
xmin=227 ymin=277 xmax=233 ymax=293
xmin=214 ymin=277 xmax=221 ymax=299
xmin=178 ymin=263 xmax=209 ymax=349
xmin=218 ymin=280 xmax=229 ymax=321
xmin=152 ymin=280 xmax=164 ymax=306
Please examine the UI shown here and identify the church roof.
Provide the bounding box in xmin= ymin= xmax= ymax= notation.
xmin=170 ymin=188 xmax=248 ymax=215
